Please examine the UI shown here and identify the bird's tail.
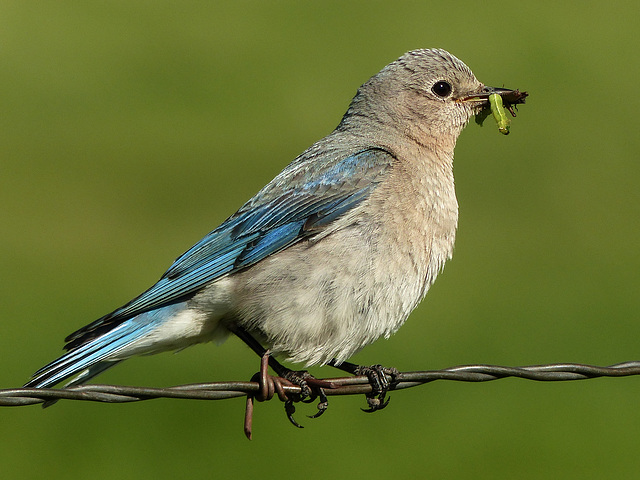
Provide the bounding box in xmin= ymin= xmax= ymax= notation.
xmin=25 ymin=323 xmax=147 ymax=389
xmin=24 ymin=303 xmax=188 ymax=390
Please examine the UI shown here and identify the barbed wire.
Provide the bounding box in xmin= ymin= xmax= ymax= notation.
xmin=3 ymin=361 xmax=639 ymax=406
xmin=4 ymin=361 xmax=639 ymax=438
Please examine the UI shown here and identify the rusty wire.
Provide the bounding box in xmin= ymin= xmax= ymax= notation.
xmin=2 ymin=361 xmax=639 ymax=407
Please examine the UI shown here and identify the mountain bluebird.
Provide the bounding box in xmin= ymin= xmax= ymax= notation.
xmin=25 ymin=49 xmax=526 ymax=411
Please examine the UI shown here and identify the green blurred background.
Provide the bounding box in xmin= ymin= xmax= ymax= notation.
xmin=2 ymin=1 xmax=639 ymax=478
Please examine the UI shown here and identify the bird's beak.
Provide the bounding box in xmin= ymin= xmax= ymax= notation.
xmin=460 ymin=86 xmax=528 ymax=108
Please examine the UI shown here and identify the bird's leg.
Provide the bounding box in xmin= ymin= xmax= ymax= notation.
xmin=229 ymin=324 xmax=333 ymax=431
xmin=328 ymin=360 xmax=399 ymax=412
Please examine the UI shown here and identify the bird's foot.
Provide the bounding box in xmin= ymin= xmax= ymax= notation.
xmin=244 ymin=351 xmax=334 ymax=439
xmin=355 ymin=364 xmax=399 ymax=412
xmin=329 ymin=360 xmax=398 ymax=412
xmin=279 ymin=369 xmax=331 ymax=421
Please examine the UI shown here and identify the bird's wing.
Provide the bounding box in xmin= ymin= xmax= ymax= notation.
xmin=64 ymin=148 xmax=394 ymax=349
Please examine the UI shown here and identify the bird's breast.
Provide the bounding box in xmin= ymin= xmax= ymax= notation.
xmin=366 ymin=152 xmax=458 ymax=328
xmin=227 ymin=151 xmax=458 ymax=366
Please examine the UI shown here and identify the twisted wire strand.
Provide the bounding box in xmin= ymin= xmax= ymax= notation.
xmin=2 ymin=361 xmax=639 ymax=407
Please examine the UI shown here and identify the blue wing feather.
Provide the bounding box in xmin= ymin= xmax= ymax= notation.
xmin=64 ymin=148 xmax=394 ymax=349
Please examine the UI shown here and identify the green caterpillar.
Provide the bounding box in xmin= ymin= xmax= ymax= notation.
xmin=489 ymin=93 xmax=510 ymax=135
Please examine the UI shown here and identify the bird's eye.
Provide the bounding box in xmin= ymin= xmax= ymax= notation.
xmin=431 ymin=81 xmax=452 ymax=98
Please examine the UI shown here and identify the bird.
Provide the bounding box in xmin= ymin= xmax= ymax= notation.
xmin=25 ymin=48 xmax=526 ymax=413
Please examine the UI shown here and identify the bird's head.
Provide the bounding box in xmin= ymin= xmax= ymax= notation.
xmin=341 ymin=49 xmax=527 ymax=144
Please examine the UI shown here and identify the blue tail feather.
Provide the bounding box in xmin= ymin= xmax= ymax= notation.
xmin=26 ymin=303 xmax=186 ymax=389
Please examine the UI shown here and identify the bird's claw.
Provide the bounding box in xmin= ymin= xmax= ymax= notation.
xmin=244 ymin=352 xmax=336 ymax=438
xmin=281 ymin=369 xmax=314 ymax=400
xmin=284 ymin=399 xmax=303 ymax=428
xmin=327 ymin=359 xmax=399 ymax=412
xmin=279 ymin=369 xmax=332 ymax=423
xmin=307 ymin=388 xmax=329 ymax=419
xmin=354 ymin=364 xmax=398 ymax=413
xmin=283 ymin=386 xmax=327 ymax=423
xmin=362 ymin=393 xmax=391 ymax=413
